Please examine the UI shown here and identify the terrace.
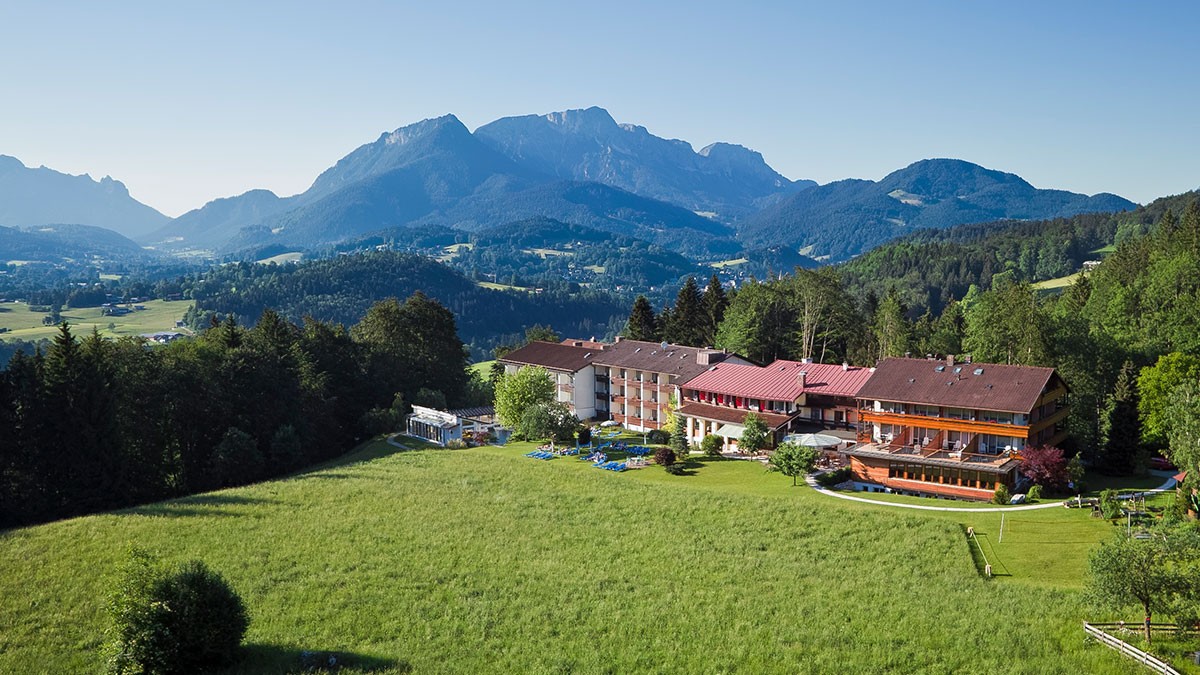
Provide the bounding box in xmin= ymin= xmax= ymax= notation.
xmin=848 ymin=442 xmax=1020 ymax=472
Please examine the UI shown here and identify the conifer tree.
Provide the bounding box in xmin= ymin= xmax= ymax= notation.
xmin=702 ymin=274 xmax=728 ymax=346
xmin=1098 ymin=360 xmax=1143 ymax=476
xmin=663 ymin=277 xmax=707 ymax=347
xmin=624 ymin=296 xmax=658 ymax=341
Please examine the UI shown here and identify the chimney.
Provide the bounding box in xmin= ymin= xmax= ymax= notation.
xmin=615 ymin=336 xmax=623 ymax=343
xmin=842 ymin=361 xmax=849 ymax=371
xmin=696 ymin=351 xmax=714 ymax=366
xmin=798 ymin=371 xmax=807 ymax=388
xmin=947 ymin=354 xmax=956 ymax=367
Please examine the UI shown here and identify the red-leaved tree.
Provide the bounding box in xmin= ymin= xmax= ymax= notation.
xmin=1019 ymin=446 xmax=1069 ymax=490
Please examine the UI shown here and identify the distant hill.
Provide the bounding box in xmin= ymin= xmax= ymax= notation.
xmin=741 ymin=159 xmax=1136 ymax=262
xmin=142 ymin=189 xmax=291 ymax=251
xmin=475 ymin=106 xmax=812 ymax=220
xmin=190 ymin=250 xmax=629 ymax=359
xmin=0 ymin=155 xmax=168 ymax=239
xmin=0 ymin=223 xmax=151 ymax=263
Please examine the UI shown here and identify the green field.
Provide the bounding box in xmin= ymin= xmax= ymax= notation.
xmin=256 ymin=252 xmax=303 ymax=265
xmin=0 ymin=437 xmax=1153 ymax=674
xmin=1033 ymin=272 xmax=1084 ymax=291
xmin=470 ymin=359 xmax=496 ymax=377
xmin=709 ymin=257 xmax=749 ymax=268
xmin=0 ymin=299 xmax=193 ymax=342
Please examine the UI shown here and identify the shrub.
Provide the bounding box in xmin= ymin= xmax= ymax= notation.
xmin=992 ymin=483 xmax=1011 ymax=505
xmin=445 ymin=439 xmax=467 ymax=449
xmin=664 ymin=462 xmax=686 ymax=475
xmin=815 ymin=467 xmax=851 ymax=487
xmin=654 ymin=447 xmax=676 ymax=468
xmin=1099 ymin=488 xmax=1123 ymax=520
xmin=577 ymin=427 xmax=592 ymax=446
xmin=701 ymin=434 xmax=723 ymax=457
xmin=106 ymin=550 xmax=248 ymax=675
xmin=1026 ymin=484 xmax=1043 ymax=502
xmin=646 ymin=429 xmax=670 ymax=445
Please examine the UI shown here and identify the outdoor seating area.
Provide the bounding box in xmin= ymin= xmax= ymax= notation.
xmin=525 ymin=447 xmax=582 ymax=460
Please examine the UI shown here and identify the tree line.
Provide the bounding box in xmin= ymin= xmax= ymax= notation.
xmin=0 ymin=292 xmax=482 ymax=528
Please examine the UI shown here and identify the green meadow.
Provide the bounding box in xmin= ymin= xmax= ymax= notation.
xmin=0 ymin=299 xmax=192 ymax=342
xmin=0 ymin=438 xmax=1151 ymax=673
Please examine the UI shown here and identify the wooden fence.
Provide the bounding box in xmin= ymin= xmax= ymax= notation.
xmin=1082 ymin=622 xmax=1183 ymax=674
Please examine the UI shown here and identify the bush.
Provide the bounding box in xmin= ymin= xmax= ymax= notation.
xmin=701 ymin=434 xmax=723 ymax=457
xmin=577 ymin=427 xmax=592 ymax=446
xmin=654 ymin=447 xmax=676 ymax=468
xmin=106 ymin=550 xmax=248 ymax=674
xmin=664 ymin=462 xmax=686 ymax=475
xmin=1026 ymin=484 xmax=1043 ymax=502
xmin=445 ymin=438 xmax=467 ymax=449
xmin=815 ymin=467 xmax=851 ymax=487
xmin=646 ymin=429 xmax=669 ymax=445
xmin=992 ymin=483 xmax=1011 ymax=505
xmin=1099 ymin=488 xmax=1122 ymax=520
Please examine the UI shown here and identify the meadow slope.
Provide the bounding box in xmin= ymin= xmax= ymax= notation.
xmin=0 ymin=441 xmax=1138 ymax=674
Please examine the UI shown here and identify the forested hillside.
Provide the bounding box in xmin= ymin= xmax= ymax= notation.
xmin=838 ymin=192 xmax=1198 ymax=316
xmin=184 ymin=251 xmax=628 ymax=358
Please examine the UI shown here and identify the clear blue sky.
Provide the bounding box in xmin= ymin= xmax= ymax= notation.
xmin=1 ymin=1 xmax=1197 ymax=216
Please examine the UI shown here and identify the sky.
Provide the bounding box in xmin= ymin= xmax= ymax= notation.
xmin=1 ymin=1 xmax=1197 ymax=217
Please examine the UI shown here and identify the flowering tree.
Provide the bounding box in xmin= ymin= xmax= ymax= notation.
xmin=1019 ymin=445 xmax=1069 ymax=491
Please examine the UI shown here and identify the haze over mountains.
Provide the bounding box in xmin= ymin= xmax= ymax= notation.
xmin=0 ymin=107 xmax=1137 ymax=263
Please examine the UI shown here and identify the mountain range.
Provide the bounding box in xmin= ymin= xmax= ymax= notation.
xmin=0 ymin=108 xmax=1138 ymax=263
xmin=0 ymin=155 xmax=168 ymax=238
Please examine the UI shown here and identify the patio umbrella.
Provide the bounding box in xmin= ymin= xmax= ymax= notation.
xmin=785 ymin=432 xmax=842 ymax=448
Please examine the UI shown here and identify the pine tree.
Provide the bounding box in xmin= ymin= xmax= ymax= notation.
xmin=624 ymin=296 xmax=658 ymax=341
xmin=663 ymin=277 xmax=707 ymax=346
xmin=1180 ymin=199 xmax=1200 ymax=257
xmin=1098 ymin=360 xmax=1143 ymax=476
xmin=702 ymin=274 xmax=728 ymax=346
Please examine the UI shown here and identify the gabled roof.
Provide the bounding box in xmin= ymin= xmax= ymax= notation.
xmin=855 ymin=357 xmax=1062 ymax=414
xmin=679 ymin=359 xmax=872 ymax=401
xmin=498 ymin=341 xmax=597 ymax=373
xmin=591 ymin=339 xmax=738 ymax=382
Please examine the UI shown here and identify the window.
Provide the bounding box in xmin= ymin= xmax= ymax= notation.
xmin=620 ymin=369 xmax=627 ymax=379
xmin=912 ymin=405 xmax=939 ymax=417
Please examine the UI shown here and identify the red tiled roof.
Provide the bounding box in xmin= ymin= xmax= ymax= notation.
xmin=676 ymin=402 xmax=793 ymax=430
xmin=855 ymin=357 xmax=1062 ymax=414
xmin=679 ymin=359 xmax=872 ymax=401
xmin=498 ymin=341 xmax=597 ymax=373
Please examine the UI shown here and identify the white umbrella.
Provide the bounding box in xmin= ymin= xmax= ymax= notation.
xmin=785 ymin=432 xmax=842 ymax=447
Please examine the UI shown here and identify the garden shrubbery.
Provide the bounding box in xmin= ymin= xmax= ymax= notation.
xmin=815 ymin=467 xmax=851 ymax=487
xmin=646 ymin=429 xmax=669 ymax=445
xmin=992 ymin=483 xmax=1011 ymax=505
xmin=105 ymin=550 xmax=248 ymax=675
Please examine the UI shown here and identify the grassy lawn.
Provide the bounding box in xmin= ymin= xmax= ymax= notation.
xmin=0 ymin=436 xmax=1152 ymax=673
xmin=0 ymin=299 xmax=192 ymax=342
